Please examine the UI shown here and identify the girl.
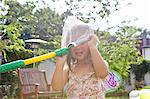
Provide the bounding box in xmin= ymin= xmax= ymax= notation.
xmin=52 ymin=17 xmax=109 ymax=99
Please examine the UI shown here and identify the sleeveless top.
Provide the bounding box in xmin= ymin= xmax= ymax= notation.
xmin=66 ymin=71 xmax=105 ymax=99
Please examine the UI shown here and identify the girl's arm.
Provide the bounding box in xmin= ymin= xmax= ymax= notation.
xmin=88 ymin=34 xmax=109 ymax=78
xmin=51 ymin=56 xmax=69 ymax=91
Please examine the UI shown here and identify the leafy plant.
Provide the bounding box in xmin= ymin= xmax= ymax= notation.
xmin=131 ymin=59 xmax=150 ymax=81
xmin=97 ymin=26 xmax=143 ymax=78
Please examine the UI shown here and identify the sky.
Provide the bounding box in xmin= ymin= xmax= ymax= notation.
xmin=16 ymin=0 xmax=150 ymax=30
xmin=108 ymin=0 xmax=150 ymax=29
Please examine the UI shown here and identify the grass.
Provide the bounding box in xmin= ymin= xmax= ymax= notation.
xmin=106 ymin=96 xmax=129 ymax=99
xmin=63 ymin=92 xmax=129 ymax=99
xmin=63 ymin=96 xmax=129 ymax=99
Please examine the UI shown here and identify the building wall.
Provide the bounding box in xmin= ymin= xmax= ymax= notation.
xmin=144 ymin=72 xmax=150 ymax=85
xmin=142 ymin=48 xmax=150 ymax=60
xmin=38 ymin=59 xmax=56 ymax=84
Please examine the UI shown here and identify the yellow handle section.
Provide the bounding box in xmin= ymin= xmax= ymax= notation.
xmin=24 ymin=52 xmax=56 ymax=65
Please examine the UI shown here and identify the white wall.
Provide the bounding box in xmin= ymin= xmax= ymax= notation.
xmin=142 ymin=47 xmax=150 ymax=60
xmin=38 ymin=59 xmax=56 ymax=84
xmin=144 ymin=72 xmax=150 ymax=85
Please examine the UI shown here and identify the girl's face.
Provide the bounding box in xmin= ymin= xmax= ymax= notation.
xmin=70 ymin=43 xmax=90 ymax=61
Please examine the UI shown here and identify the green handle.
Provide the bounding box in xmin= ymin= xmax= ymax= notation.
xmin=55 ymin=47 xmax=70 ymax=56
xmin=0 ymin=60 xmax=25 ymax=73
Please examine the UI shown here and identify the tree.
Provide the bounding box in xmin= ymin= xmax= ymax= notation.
xmin=1 ymin=0 xmax=64 ymax=53
xmin=61 ymin=0 xmax=120 ymax=22
xmin=34 ymin=7 xmax=63 ymax=40
xmin=0 ymin=0 xmax=33 ymax=62
xmin=97 ymin=26 xmax=143 ymax=79
xmin=33 ymin=6 xmax=63 ymax=51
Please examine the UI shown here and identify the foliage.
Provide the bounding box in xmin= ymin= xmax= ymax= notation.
xmin=33 ymin=6 xmax=63 ymax=51
xmin=0 ymin=39 xmax=7 ymax=61
xmin=0 ymin=0 xmax=32 ymax=62
xmin=61 ymin=0 xmax=120 ymax=22
xmin=97 ymin=26 xmax=143 ymax=78
xmin=131 ymin=59 xmax=150 ymax=81
xmin=1 ymin=0 xmax=64 ymax=59
xmin=33 ymin=7 xmax=63 ymax=41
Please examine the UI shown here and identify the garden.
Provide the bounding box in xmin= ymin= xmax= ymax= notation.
xmin=0 ymin=0 xmax=150 ymax=99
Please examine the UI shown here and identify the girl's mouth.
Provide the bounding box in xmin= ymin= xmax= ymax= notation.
xmin=75 ymin=51 xmax=83 ymax=56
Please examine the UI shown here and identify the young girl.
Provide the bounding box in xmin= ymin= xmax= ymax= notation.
xmin=52 ymin=17 xmax=109 ymax=99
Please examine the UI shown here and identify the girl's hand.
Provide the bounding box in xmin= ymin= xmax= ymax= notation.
xmin=88 ymin=34 xmax=98 ymax=48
